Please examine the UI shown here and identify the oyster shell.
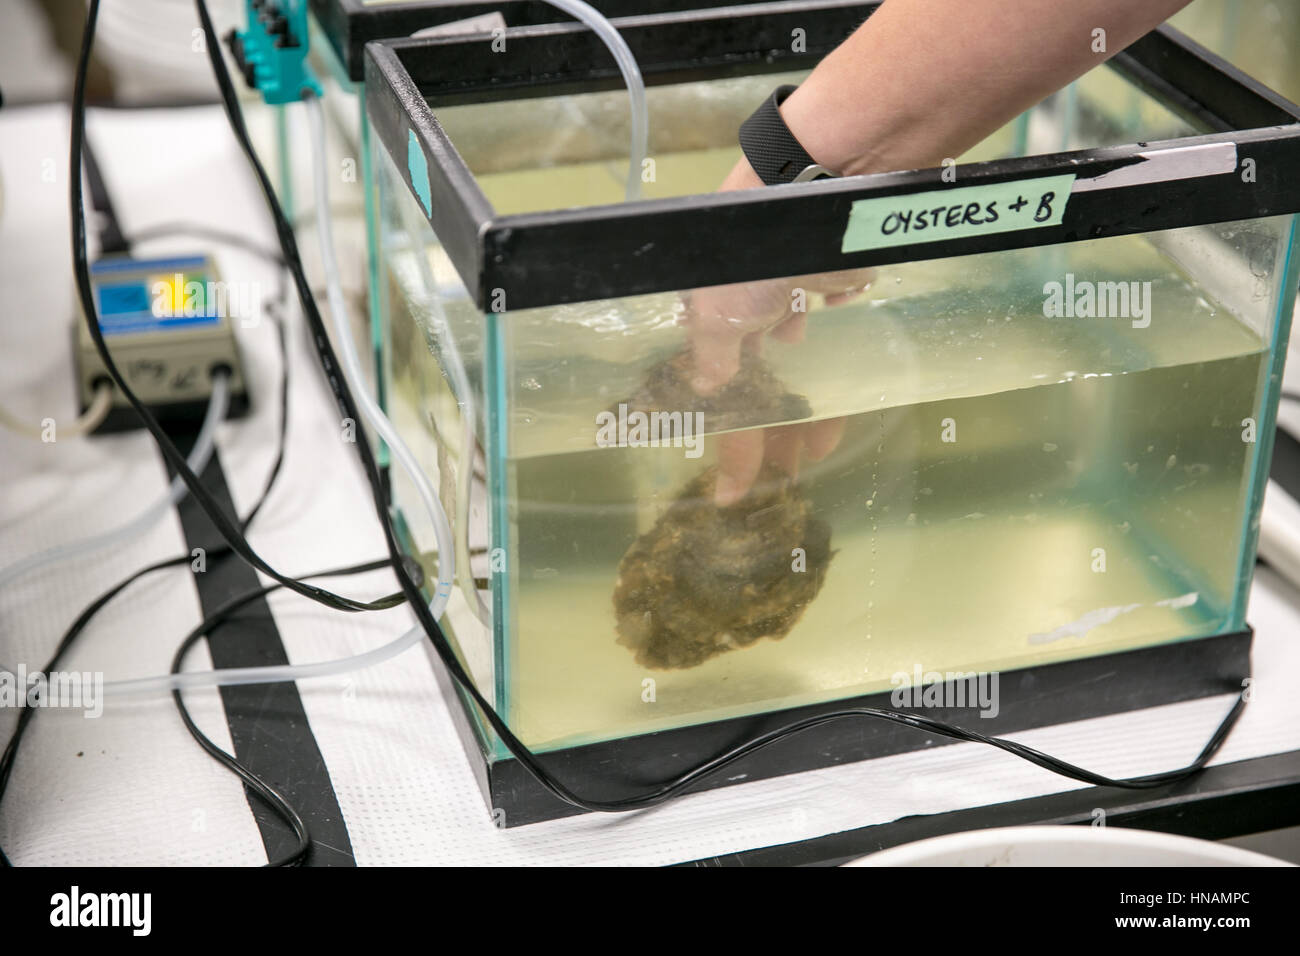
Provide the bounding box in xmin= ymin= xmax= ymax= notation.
xmin=613 ymin=464 xmax=833 ymax=669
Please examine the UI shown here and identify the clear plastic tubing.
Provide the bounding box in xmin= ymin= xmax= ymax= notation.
xmin=103 ymin=101 xmax=454 ymax=698
xmin=399 ymin=1 xmax=648 ymax=623
xmin=540 ymin=0 xmax=648 ymax=201
xmin=103 ymin=621 xmax=427 ymax=695
xmin=0 ymin=372 xmax=230 ymax=594
xmin=386 ymin=144 xmax=489 ymax=623
xmin=303 ymin=95 xmax=455 ymax=624
xmin=103 ymin=5 xmax=647 ymax=695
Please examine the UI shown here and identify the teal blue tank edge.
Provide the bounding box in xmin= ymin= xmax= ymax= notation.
xmin=407 ymin=130 xmax=433 ymax=217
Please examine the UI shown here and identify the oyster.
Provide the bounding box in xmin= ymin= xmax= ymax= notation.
xmin=613 ymin=464 xmax=833 ymax=669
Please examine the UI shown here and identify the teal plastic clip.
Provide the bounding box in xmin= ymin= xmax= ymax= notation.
xmin=230 ymin=0 xmax=322 ymax=105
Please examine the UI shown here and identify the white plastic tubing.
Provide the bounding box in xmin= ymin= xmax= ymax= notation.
xmin=543 ymin=0 xmax=648 ymax=200
xmin=396 ymin=1 xmax=649 ymax=624
xmin=103 ymin=100 xmax=455 ymax=698
xmin=103 ymin=5 xmax=647 ymax=695
xmin=0 ymin=372 xmax=230 ymax=595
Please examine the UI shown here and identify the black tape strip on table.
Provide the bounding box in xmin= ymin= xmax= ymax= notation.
xmin=169 ymin=438 xmax=355 ymax=867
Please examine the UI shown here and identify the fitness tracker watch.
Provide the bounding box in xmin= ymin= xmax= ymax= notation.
xmin=738 ymin=85 xmax=839 ymax=186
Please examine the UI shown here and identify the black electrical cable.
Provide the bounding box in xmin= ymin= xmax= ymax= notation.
xmin=0 ymin=365 xmax=299 ymax=865
xmin=128 ymin=220 xmax=286 ymax=270
xmin=125 ymin=220 xmax=290 ymax=529
xmin=238 ymin=309 xmax=288 ymax=533
xmin=172 ymin=701 xmax=312 ymax=868
xmin=82 ymin=135 xmax=130 ymax=256
xmin=0 ymin=305 xmax=393 ymax=868
xmin=187 ymin=0 xmax=654 ymax=811
xmin=0 ymin=553 xmax=190 ymax=810
xmin=175 ymin=562 xmax=405 ymax=651
xmin=5 ymin=18 xmax=372 ymax=863
xmin=0 ymin=553 xmax=402 ymax=867
xmin=6 ymin=21 xmax=395 ymax=862
xmin=183 ymin=0 xmax=1252 ymax=817
xmin=69 ymin=6 xmax=397 ymax=617
xmin=0 ymin=251 xmax=299 ymax=865
xmin=168 ymin=558 xmax=402 ymax=868
xmin=164 ymin=263 xmax=305 ymax=866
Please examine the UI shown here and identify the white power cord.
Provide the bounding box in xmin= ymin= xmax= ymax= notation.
xmin=0 ymin=381 xmax=113 ymax=440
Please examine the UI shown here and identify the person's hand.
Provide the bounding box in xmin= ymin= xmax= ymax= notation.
xmin=680 ymin=157 xmax=872 ymax=505
xmin=679 ymin=0 xmax=1196 ymax=505
xmin=683 ymin=269 xmax=874 ymax=397
xmin=712 ymin=417 xmax=848 ymax=507
xmin=682 ymin=267 xmax=871 ymax=507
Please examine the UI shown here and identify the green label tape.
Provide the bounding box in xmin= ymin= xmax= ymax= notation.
xmin=840 ymin=174 xmax=1077 ymax=253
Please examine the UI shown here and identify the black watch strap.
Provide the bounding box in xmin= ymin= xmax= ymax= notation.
xmin=739 ymin=85 xmax=838 ymax=186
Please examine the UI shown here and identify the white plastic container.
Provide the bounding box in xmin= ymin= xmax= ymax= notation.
xmin=847 ymin=826 xmax=1293 ymax=867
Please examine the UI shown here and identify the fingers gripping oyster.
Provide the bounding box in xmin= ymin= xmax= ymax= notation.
xmin=617 ymin=348 xmax=813 ymax=432
xmin=613 ymin=464 xmax=834 ymax=669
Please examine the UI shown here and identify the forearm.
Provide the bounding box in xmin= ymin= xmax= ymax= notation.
xmin=723 ymin=0 xmax=1192 ymax=189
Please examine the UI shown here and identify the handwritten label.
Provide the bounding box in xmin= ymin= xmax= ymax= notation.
xmin=840 ymin=174 xmax=1076 ymax=254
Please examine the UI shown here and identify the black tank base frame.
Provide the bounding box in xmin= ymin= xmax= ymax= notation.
xmin=427 ymin=628 xmax=1251 ymax=827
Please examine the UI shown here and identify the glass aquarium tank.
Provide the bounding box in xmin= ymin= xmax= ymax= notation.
xmin=361 ymin=2 xmax=1300 ymax=824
